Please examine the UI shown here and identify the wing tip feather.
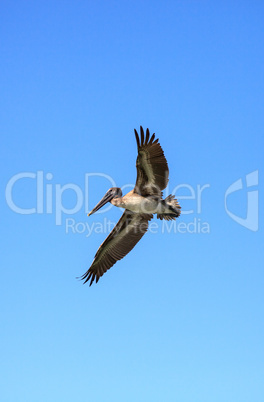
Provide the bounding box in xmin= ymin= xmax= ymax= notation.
xmin=145 ymin=128 xmax=150 ymax=145
xmin=140 ymin=126 xmax=144 ymax=146
xmin=149 ymin=133 xmax=155 ymax=144
xmin=134 ymin=129 xmax=140 ymax=148
xmin=135 ymin=126 xmax=157 ymax=147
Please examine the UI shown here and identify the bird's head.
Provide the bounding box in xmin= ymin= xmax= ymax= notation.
xmin=88 ymin=187 xmax=122 ymax=216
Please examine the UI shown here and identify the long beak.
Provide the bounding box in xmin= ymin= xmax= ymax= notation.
xmin=88 ymin=192 xmax=114 ymax=216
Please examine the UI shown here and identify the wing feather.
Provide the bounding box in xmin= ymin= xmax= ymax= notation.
xmin=81 ymin=211 xmax=153 ymax=286
xmin=145 ymin=128 xmax=150 ymax=144
xmin=134 ymin=126 xmax=169 ymax=196
xmin=134 ymin=128 xmax=140 ymax=148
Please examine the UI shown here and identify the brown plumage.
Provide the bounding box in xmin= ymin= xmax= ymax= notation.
xmin=81 ymin=211 xmax=152 ymax=286
xmin=80 ymin=126 xmax=181 ymax=286
xmin=134 ymin=127 xmax=169 ymax=196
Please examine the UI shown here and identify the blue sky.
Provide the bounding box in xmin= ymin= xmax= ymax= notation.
xmin=1 ymin=1 xmax=264 ymax=401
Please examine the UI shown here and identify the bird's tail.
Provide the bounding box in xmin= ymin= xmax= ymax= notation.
xmin=157 ymin=195 xmax=181 ymax=221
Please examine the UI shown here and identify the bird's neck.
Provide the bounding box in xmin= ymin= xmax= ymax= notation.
xmin=110 ymin=197 xmax=123 ymax=207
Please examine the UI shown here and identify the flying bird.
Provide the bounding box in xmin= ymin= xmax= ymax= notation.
xmin=81 ymin=126 xmax=181 ymax=285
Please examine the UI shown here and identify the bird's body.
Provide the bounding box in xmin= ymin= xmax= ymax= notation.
xmin=81 ymin=127 xmax=181 ymax=286
xmin=111 ymin=190 xmax=145 ymax=211
xmin=111 ymin=190 xmax=178 ymax=215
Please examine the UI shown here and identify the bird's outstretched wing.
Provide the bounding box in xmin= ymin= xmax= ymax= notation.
xmin=134 ymin=126 xmax=169 ymax=196
xmin=81 ymin=210 xmax=153 ymax=286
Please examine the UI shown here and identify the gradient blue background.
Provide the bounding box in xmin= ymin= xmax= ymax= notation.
xmin=1 ymin=1 xmax=264 ymax=401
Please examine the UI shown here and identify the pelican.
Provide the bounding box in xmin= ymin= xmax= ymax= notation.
xmin=81 ymin=126 xmax=181 ymax=286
